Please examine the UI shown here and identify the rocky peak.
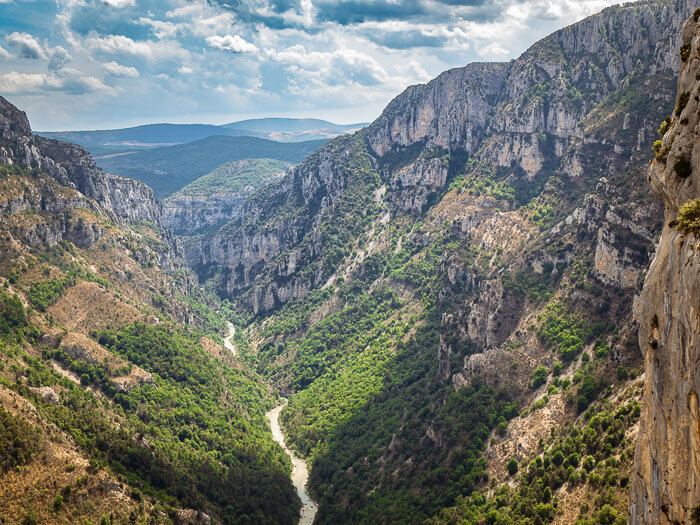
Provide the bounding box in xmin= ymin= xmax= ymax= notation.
xmin=630 ymin=10 xmax=700 ymax=524
xmin=365 ymin=62 xmax=510 ymax=157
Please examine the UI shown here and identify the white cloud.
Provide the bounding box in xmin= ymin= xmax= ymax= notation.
xmin=5 ymin=32 xmax=47 ymax=59
xmin=49 ymin=46 xmax=72 ymax=73
xmin=270 ymin=45 xmax=389 ymax=87
xmin=86 ymin=33 xmax=152 ymax=56
xmin=0 ymin=71 xmax=114 ymax=94
xmin=165 ymin=1 xmax=235 ymax=37
xmin=0 ymin=46 xmax=13 ymax=59
xmin=103 ymin=61 xmax=140 ymax=77
xmin=477 ymin=42 xmax=510 ymax=58
xmin=178 ymin=65 xmax=194 ymax=74
xmin=206 ymin=35 xmax=258 ymax=53
xmin=101 ymin=0 xmax=135 ymax=7
xmin=85 ymin=32 xmax=189 ymax=61
xmin=394 ymin=60 xmax=432 ymax=83
xmin=137 ymin=17 xmax=181 ymax=39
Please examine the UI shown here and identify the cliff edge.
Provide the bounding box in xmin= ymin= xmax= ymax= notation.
xmin=631 ymin=10 xmax=700 ymax=524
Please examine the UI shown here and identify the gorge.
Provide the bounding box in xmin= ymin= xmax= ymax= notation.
xmin=0 ymin=0 xmax=699 ymax=524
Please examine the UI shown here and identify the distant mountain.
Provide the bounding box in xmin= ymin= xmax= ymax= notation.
xmin=224 ymin=118 xmax=368 ymax=141
xmin=37 ymin=118 xmax=368 ymax=149
xmin=95 ymin=135 xmax=325 ymax=199
xmin=37 ymin=123 xmax=251 ymax=150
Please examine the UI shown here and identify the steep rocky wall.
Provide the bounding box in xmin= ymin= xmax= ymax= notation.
xmin=0 ymin=96 xmax=182 ymax=272
xmin=0 ymin=96 xmax=164 ymax=228
xmin=189 ymin=0 xmax=690 ymax=314
xmin=630 ymin=12 xmax=700 ymax=525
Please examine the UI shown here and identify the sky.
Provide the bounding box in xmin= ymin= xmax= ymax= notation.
xmin=0 ymin=0 xmax=623 ymax=131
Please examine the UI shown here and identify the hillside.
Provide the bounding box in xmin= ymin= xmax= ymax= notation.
xmin=94 ymin=136 xmax=326 ymax=199
xmin=186 ymin=0 xmax=693 ymax=523
xmin=0 ymin=96 xmax=300 ymax=524
xmin=38 ymin=124 xmax=252 ymax=150
xmin=163 ymin=158 xmax=289 ymax=236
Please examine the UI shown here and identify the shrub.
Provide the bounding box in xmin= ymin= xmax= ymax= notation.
xmin=552 ymin=361 xmax=563 ymax=376
xmin=695 ymin=8 xmax=700 ymax=21
xmin=653 ymin=140 xmax=664 ymax=159
xmin=676 ymin=91 xmax=690 ymax=116
xmin=531 ymin=365 xmax=548 ymax=389
xmin=552 ymin=450 xmax=565 ymax=466
xmin=507 ymin=457 xmax=519 ymax=475
xmin=676 ymin=198 xmax=700 ymax=234
xmin=658 ymin=115 xmax=672 ymax=135
xmin=681 ymin=44 xmax=691 ymax=62
xmin=52 ymin=494 xmax=63 ymax=511
xmin=565 ymin=452 xmax=580 ymax=468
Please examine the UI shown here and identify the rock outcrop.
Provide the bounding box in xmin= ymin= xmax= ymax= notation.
xmin=0 ymin=96 xmax=183 ymax=270
xmin=0 ymin=96 xmax=165 ymax=229
xmin=162 ymin=159 xmax=288 ymax=236
xmin=630 ymin=11 xmax=700 ymax=524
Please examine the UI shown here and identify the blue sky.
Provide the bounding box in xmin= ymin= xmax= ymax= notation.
xmin=0 ymin=0 xmax=620 ymax=130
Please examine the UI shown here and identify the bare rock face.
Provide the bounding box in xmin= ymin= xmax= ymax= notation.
xmin=630 ymin=12 xmax=700 ymax=524
xmin=365 ymin=62 xmax=510 ymax=157
xmin=0 ymin=96 xmax=183 ymax=271
xmin=0 ymin=96 xmax=165 ymax=229
xmin=188 ymin=0 xmax=691 ymax=315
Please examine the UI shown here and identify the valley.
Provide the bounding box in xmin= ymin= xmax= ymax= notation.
xmin=1 ymin=0 xmax=699 ymax=524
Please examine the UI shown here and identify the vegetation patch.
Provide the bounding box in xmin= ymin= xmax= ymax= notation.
xmin=27 ymin=277 xmax=74 ymax=312
xmin=675 ymin=91 xmax=690 ymax=116
xmin=538 ymin=302 xmax=591 ymax=362
xmin=675 ymin=198 xmax=700 ymax=234
xmin=0 ymin=406 xmax=42 ymax=473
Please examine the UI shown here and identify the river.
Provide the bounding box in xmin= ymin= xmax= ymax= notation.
xmin=223 ymin=322 xmax=317 ymax=523
xmin=223 ymin=321 xmax=236 ymax=356
xmin=266 ymin=401 xmax=318 ymax=525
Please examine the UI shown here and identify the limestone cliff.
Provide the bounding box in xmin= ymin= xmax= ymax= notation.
xmin=0 ymin=96 xmax=165 ymax=229
xmin=0 ymin=96 xmax=182 ymax=272
xmin=630 ymin=11 xmax=700 ymax=524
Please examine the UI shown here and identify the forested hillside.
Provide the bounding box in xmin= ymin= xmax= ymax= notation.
xmin=95 ymin=136 xmax=325 ymax=199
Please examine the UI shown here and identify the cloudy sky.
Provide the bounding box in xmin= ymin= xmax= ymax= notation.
xmin=0 ymin=0 xmax=621 ymax=130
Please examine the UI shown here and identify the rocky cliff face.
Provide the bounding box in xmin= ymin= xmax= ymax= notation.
xmin=162 ymin=158 xmax=288 ymax=266
xmin=0 ymin=96 xmax=182 ymax=271
xmin=0 ymin=96 xmax=165 ymax=229
xmin=630 ymin=11 xmax=700 ymax=524
xmin=190 ymin=0 xmax=689 ymax=316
